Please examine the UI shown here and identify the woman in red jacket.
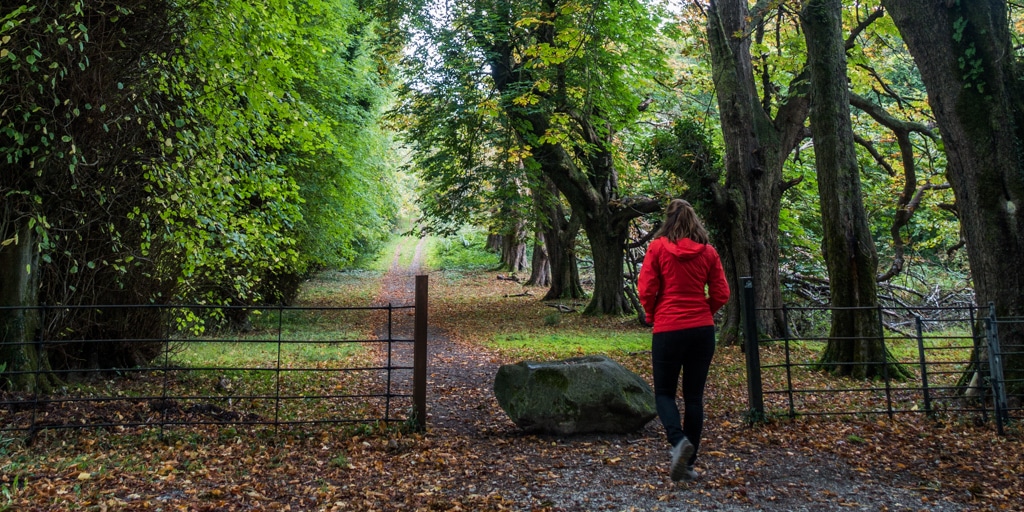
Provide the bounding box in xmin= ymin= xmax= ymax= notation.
xmin=638 ymin=199 xmax=730 ymax=482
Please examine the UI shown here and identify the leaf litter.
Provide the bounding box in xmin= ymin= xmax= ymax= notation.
xmin=2 ymin=260 xmax=1021 ymax=511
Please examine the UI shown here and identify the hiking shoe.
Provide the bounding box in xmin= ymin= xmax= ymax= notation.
xmin=680 ymin=464 xmax=699 ymax=482
xmin=669 ymin=437 xmax=695 ymax=482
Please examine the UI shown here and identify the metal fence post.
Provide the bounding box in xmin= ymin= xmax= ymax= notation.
xmin=741 ymin=277 xmax=764 ymax=421
xmin=985 ymin=303 xmax=1009 ymax=435
xmin=969 ymin=305 xmax=988 ymax=422
xmin=914 ymin=314 xmax=932 ymax=417
xmin=275 ymin=305 xmax=283 ymax=433
xmin=782 ymin=304 xmax=795 ymax=418
xmin=413 ymin=275 xmax=428 ymax=431
xmin=879 ymin=306 xmax=894 ymax=420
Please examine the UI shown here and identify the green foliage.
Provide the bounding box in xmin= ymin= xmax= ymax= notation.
xmin=397 ymin=0 xmax=672 ymax=236
xmin=2 ymin=0 xmax=398 ymax=304
xmin=650 ymin=117 xmax=723 ymax=211
xmin=153 ymin=0 xmax=398 ymax=305
xmin=427 ymin=229 xmax=500 ymax=271
xmin=1 ymin=0 xmax=401 ymax=372
xmin=286 ymin=10 xmax=400 ymax=275
xmin=394 ymin=15 xmax=533 ymax=237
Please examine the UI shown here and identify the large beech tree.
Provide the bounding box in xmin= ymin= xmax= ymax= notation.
xmin=706 ymin=0 xmax=811 ymax=342
xmin=802 ymin=0 xmax=910 ymax=379
xmin=402 ymin=0 xmax=667 ymax=314
xmin=881 ymin=0 xmax=1024 ymax=392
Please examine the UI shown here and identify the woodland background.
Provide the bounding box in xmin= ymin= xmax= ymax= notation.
xmin=2 ymin=1 xmax=1024 ymax=509
xmin=6 ymin=0 xmax=1023 ymax=383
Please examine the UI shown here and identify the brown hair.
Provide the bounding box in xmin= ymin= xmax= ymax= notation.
xmin=653 ymin=199 xmax=710 ymax=244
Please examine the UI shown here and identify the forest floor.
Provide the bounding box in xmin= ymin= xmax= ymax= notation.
xmin=357 ymin=241 xmax=1022 ymax=512
xmin=2 ymin=241 xmax=1022 ymax=511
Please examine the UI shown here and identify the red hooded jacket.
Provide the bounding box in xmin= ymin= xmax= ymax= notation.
xmin=637 ymin=237 xmax=730 ymax=333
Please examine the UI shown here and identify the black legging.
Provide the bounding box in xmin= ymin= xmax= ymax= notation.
xmin=651 ymin=325 xmax=716 ymax=466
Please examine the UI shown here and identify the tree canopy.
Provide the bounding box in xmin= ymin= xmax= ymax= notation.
xmin=3 ymin=0 xmax=1023 ymax=387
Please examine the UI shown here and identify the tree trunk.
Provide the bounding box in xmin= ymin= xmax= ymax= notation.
xmin=882 ymin=0 xmax=1024 ymax=392
xmin=802 ymin=0 xmax=910 ymax=379
xmin=499 ymin=219 xmax=528 ymax=273
xmin=581 ymin=217 xmax=630 ymax=315
xmin=542 ymin=217 xmax=584 ymax=301
xmin=486 ymin=234 xmax=502 ymax=253
xmin=525 ymin=232 xmax=551 ymax=287
xmin=0 ymin=217 xmax=54 ymax=392
xmin=707 ymin=0 xmax=810 ymax=342
xmin=534 ymin=179 xmax=584 ymax=300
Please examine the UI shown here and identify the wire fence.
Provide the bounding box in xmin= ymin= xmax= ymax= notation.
xmin=740 ymin=277 xmax=1022 ymax=434
xmin=0 ymin=276 xmax=429 ymax=438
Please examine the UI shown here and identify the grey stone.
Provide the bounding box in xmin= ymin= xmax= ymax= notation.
xmin=493 ymin=354 xmax=656 ymax=435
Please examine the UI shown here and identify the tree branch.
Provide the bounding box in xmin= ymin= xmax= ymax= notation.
xmin=609 ymin=196 xmax=662 ymax=227
xmin=845 ymin=8 xmax=885 ymax=50
xmin=854 ymin=133 xmax=896 ymax=176
xmin=849 ymin=94 xmax=946 ymax=283
xmin=849 ymin=93 xmax=938 ymax=138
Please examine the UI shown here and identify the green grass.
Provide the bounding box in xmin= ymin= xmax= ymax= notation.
xmin=299 ymin=268 xmax=382 ymax=306
xmin=486 ymin=331 xmax=650 ymax=360
xmin=360 ymin=234 xmax=411 ymax=274
xmin=169 ymin=306 xmax=370 ymax=369
xmin=172 ymin=338 xmax=362 ymax=368
xmin=359 ymin=227 xmax=500 ymax=274
xmin=363 ymin=234 xmax=421 ymax=272
xmin=145 ymin=279 xmax=385 ymax=422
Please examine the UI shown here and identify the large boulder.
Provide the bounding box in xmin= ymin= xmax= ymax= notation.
xmin=493 ymin=355 xmax=656 ymax=435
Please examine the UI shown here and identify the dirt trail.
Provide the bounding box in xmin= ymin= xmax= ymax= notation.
xmin=366 ymin=241 xmax=963 ymax=511
xmin=372 ymin=238 xmax=492 ymax=431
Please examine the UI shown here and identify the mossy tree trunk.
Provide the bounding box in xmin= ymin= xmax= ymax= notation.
xmin=883 ymin=0 xmax=1024 ymax=393
xmin=0 ymin=217 xmax=55 ymax=392
xmin=494 ymin=218 xmax=528 ymax=273
xmin=525 ymin=232 xmax=551 ymax=287
xmin=706 ymin=0 xmax=811 ymax=343
xmin=802 ymin=0 xmax=910 ymax=379
xmin=580 ymin=213 xmax=631 ymax=316
xmin=535 ymin=179 xmax=585 ymax=301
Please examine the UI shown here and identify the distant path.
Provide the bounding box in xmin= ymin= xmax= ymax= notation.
xmin=375 ymin=237 xmax=426 ymax=307
xmin=372 ymin=237 xmax=473 ymax=429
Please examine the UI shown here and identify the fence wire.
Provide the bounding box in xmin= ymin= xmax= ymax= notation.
xmin=1 ymin=297 xmax=427 ymax=438
xmin=740 ymin=277 xmax=1022 ymax=433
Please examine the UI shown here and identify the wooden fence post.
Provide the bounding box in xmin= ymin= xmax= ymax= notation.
xmin=741 ymin=276 xmax=764 ymax=422
xmin=414 ymin=275 xmax=428 ymax=431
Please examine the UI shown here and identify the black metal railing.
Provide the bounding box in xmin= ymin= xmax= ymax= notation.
xmin=740 ymin=276 xmax=1021 ymax=433
xmin=0 ymin=275 xmax=429 ymax=436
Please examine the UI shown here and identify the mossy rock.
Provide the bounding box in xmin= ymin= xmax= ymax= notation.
xmin=493 ymin=355 xmax=656 ymax=435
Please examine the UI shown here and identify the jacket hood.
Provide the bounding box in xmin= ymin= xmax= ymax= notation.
xmin=662 ymin=237 xmax=708 ymax=261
